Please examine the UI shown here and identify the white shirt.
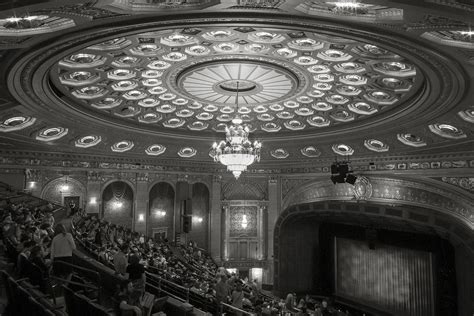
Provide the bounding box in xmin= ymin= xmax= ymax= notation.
xmin=51 ymin=233 xmax=76 ymax=258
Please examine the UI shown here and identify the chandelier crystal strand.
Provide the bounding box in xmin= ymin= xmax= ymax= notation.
xmin=212 ymin=80 xmax=262 ymax=179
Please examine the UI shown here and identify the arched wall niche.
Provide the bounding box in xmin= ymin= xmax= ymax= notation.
xmin=148 ymin=182 xmax=175 ymax=239
xmin=189 ymin=182 xmax=210 ymax=250
xmin=102 ymin=181 xmax=134 ymax=228
xmin=41 ymin=176 xmax=86 ymax=207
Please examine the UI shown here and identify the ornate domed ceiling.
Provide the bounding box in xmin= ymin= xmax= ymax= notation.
xmin=0 ymin=0 xmax=472 ymax=174
xmin=52 ymin=26 xmax=420 ymax=136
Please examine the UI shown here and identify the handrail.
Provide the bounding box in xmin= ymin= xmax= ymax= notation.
xmin=145 ymin=281 xmax=186 ymax=303
xmin=54 ymin=258 xmax=101 ymax=279
xmin=221 ymin=302 xmax=257 ymax=316
xmin=50 ymin=276 xmax=99 ymax=291
xmin=145 ymin=271 xmax=189 ymax=292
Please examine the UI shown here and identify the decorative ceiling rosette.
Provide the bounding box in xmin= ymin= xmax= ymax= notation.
xmin=397 ymin=134 xmax=427 ymax=147
xmin=261 ymin=122 xmax=281 ymax=132
xmin=307 ymin=116 xmax=330 ymax=127
xmin=187 ymin=121 xmax=209 ymax=131
xmin=288 ymin=38 xmax=323 ymax=51
xmin=284 ymin=120 xmax=305 ymax=131
xmin=0 ymin=116 xmax=36 ymax=132
xmin=364 ymin=139 xmax=389 ymax=152
xmin=270 ymin=148 xmax=289 ymax=159
xmin=428 ymin=123 xmax=466 ymax=139
xmin=202 ymin=30 xmax=237 ymax=41
xmin=178 ymin=147 xmax=197 ymax=158
xmin=317 ymin=50 xmax=352 ymax=62
xmin=138 ymin=112 xmax=162 ymax=124
xmin=91 ymin=98 xmax=122 ymax=109
xmin=111 ymin=140 xmax=134 ymax=152
xmin=347 ymin=102 xmax=377 ymax=115
xmin=458 ymin=108 xmax=474 ymax=123
xmin=163 ymin=118 xmax=185 ymax=128
xmin=138 ymin=98 xmax=160 ymax=108
xmin=60 ymin=71 xmax=101 ymax=87
xmin=301 ymin=146 xmax=321 ymax=157
xmin=75 ymin=135 xmax=101 ymax=148
xmin=72 ymin=86 xmax=108 ymax=99
xmin=185 ymin=45 xmax=211 ymax=56
xmin=59 ymin=53 xmax=106 ymax=68
xmin=111 ymin=56 xmax=141 ymax=68
xmin=113 ymin=105 xmax=140 ymax=118
xmin=160 ymin=33 xmax=198 ymax=46
xmin=108 ymin=69 xmax=136 ymax=80
xmin=129 ymin=44 xmax=162 ymax=56
xmin=248 ymin=31 xmax=285 ymax=43
xmin=123 ymin=90 xmax=147 ymax=100
xmin=36 ymin=127 xmax=68 ymax=142
xmin=145 ymin=144 xmax=166 ymax=156
xmin=332 ymin=144 xmax=355 ymax=156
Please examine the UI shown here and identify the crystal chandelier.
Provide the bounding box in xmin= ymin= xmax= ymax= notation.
xmin=211 ymin=81 xmax=262 ymax=179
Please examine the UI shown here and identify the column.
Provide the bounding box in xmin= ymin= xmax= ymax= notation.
xmin=134 ymin=173 xmax=149 ymax=234
xmin=265 ymin=177 xmax=280 ymax=285
xmin=209 ymin=175 xmax=222 ymax=262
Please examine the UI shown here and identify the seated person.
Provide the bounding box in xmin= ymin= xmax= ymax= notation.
xmin=127 ymin=254 xmax=145 ymax=291
xmin=115 ymin=281 xmax=142 ymax=316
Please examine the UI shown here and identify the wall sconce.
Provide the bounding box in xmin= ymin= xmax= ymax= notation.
xmin=59 ymin=176 xmax=70 ymax=193
xmin=89 ymin=197 xmax=97 ymax=205
xmin=112 ymin=200 xmax=123 ymax=209
xmin=138 ymin=213 xmax=145 ymax=222
xmin=193 ymin=216 xmax=203 ymax=223
xmin=241 ymin=214 xmax=248 ymax=229
xmin=154 ymin=210 xmax=166 ymax=217
xmin=27 ymin=181 xmax=37 ymax=189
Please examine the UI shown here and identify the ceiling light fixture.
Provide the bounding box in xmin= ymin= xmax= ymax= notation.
xmin=211 ymin=80 xmax=262 ymax=179
xmin=330 ymin=0 xmax=362 ymax=9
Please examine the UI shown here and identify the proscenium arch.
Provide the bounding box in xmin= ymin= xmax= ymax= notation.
xmin=282 ymin=176 xmax=474 ymax=230
xmin=273 ymin=200 xmax=474 ymax=295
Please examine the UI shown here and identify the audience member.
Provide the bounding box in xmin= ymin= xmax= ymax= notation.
xmin=51 ymin=223 xmax=76 ymax=278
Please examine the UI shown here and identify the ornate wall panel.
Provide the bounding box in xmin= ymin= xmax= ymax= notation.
xmin=41 ymin=176 xmax=86 ymax=207
xmin=102 ymin=181 xmax=133 ymax=228
xmin=283 ymin=177 xmax=474 ymax=229
xmin=148 ymin=182 xmax=175 ymax=238
xmin=189 ymin=182 xmax=210 ymax=250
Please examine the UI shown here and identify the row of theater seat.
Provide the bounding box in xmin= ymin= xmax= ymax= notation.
xmin=1 ymin=270 xmax=66 ymax=316
xmin=63 ymin=284 xmax=113 ymax=316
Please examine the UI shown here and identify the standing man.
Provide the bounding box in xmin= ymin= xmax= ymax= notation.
xmin=50 ymin=224 xmax=76 ymax=279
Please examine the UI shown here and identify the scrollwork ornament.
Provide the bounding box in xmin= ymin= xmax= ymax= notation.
xmin=353 ymin=176 xmax=373 ymax=200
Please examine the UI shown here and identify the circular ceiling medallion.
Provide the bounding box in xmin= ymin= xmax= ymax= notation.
xmin=178 ymin=61 xmax=298 ymax=106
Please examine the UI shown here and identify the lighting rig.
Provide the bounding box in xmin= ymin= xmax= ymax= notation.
xmin=330 ymin=159 xmax=357 ymax=185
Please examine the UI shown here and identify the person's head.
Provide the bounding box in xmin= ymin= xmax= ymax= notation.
xmin=129 ymin=254 xmax=140 ymax=265
xmin=235 ymin=282 xmax=242 ymax=292
xmin=55 ymin=223 xmax=66 ymax=235
xmin=30 ymin=245 xmax=43 ymax=258
xmin=322 ymin=300 xmax=328 ymax=308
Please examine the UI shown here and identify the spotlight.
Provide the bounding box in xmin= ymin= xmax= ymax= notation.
xmin=331 ymin=174 xmax=346 ymax=184
xmin=346 ymin=173 xmax=357 ymax=185
xmin=330 ymin=160 xmax=357 ymax=185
